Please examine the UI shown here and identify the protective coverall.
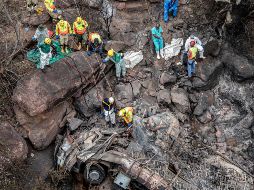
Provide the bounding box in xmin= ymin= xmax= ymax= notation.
xmin=151 ymin=26 xmax=164 ymax=59
xmin=73 ymin=19 xmax=88 ymax=49
xmin=102 ymin=98 xmax=115 ymax=125
xmin=38 ymin=42 xmax=52 ymax=70
xmin=103 ymin=52 xmax=126 ymax=79
xmin=164 ymin=0 xmax=178 ymax=22
xmin=87 ymin=33 xmax=103 ymax=57
xmin=187 ymin=47 xmax=198 ymax=78
xmin=119 ymin=107 xmax=133 ymax=127
xmin=33 ymin=27 xmax=49 ymax=44
xmin=185 ymin=36 xmax=205 ymax=58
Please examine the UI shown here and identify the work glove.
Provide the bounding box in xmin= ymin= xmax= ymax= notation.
xmin=32 ymin=36 xmax=36 ymax=41
xmin=55 ymin=35 xmax=60 ymax=40
xmin=53 ymin=9 xmax=58 ymax=13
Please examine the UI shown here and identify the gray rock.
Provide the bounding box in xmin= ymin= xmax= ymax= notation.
xmin=105 ymin=40 xmax=128 ymax=52
xmin=115 ymin=83 xmax=133 ymax=103
xmin=160 ymin=72 xmax=177 ymax=85
xmin=68 ymin=118 xmax=83 ymax=131
xmin=171 ymin=88 xmax=190 ymax=113
xmin=157 ymin=89 xmax=171 ymax=105
xmin=131 ymin=80 xmax=142 ymax=97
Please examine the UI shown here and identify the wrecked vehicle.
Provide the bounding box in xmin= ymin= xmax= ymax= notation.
xmin=55 ymin=128 xmax=172 ymax=190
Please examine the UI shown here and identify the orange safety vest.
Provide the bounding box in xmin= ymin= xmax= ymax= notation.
xmin=56 ymin=21 xmax=71 ymax=35
xmin=120 ymin=107 xmax=133 ymax=124
xmin=188 ymin=47 xmax=198 ymax=60
xmin=73 ymin=20 xmax=88 ymax=35
xmin=88 ymin=32 xmax=102 ymax=43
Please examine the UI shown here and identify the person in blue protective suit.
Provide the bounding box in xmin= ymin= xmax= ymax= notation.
xmin=151 ymin=23 xmax=164 ymax=60
xmin=164 ymin=0 xmax=178 ymax=23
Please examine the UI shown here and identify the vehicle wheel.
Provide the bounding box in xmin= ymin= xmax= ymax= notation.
xmin=84 ymin=164 xmax=106 ymax=185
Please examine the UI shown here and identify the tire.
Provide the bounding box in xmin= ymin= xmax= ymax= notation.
xmin=83 ymin=164 xmax=106 ymax=185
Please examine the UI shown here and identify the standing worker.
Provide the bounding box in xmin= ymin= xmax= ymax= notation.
xmin=102 ymin=97 xmax=116 ymax=127
xmin=73 ymin=17 xmax=89 ymax=50
xmin=87 ymin=32 xmax=103 ymax=57
xmin=38 ymin=38 xmax=52 ymax=72
xmin=185 ymin=35 xmax=206 ymax=59
xmin=55 ymin=19 xmax=72 ymax=53
xmin=151 ymin=23 xmax=164 ymax=60
xmin=44 ymin=0 xmax=61 ymax=22
xmin=164 ymin=0 xmax=178 ymax=23
xmin=187 ymin=41 xmax=198 ymax=78
xmin=103 ymin=49 xmax=126 ymax=83
xmin=32 ymin=25 xmax=49 ymax=45
xmin=118 ymin=107 xmax=134 ymax=128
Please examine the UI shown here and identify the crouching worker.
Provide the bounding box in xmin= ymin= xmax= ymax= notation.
xmin=73 ymin=17 xmax=89 ymax=50
xmin=87 ymin=32 xmax=103 ymax=57
xmin=103 ymin=49 xmax=126 ymax=83
xmin=187 ymin=41 xmax=198 ymax=78
xmin=102 ymin=97 xmax=116 ymax=127
xmin=151 ymin=23 xmax=164 ymax=60
xmin=185 ymin=35 xmax=206 ymax=59
xmin=118 ymin=107 xmax=133 ymax=129
xmin=164 ymin=0 xmax=178 ymax=23
xmin=38 ymin=38 xmax=52 ymax=72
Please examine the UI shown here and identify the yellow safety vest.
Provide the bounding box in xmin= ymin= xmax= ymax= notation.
xmin=73 ymin=20 xmax=88 ymax=35
xmin=89 ymin=32 xmax=102 ymax=43
xmin=120 ymin=107 xmax=133 ymax=124
xmin=188 ymin=47 xmax=198 ymax=60
xmin=44 ymin=0 xmax=55 ymax=12
xmin=56 ymin=21 xmax=72 ymax=35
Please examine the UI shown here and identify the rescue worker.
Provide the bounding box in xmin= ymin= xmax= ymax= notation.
xmin=187 ymin=41 xmax=198 ymax=78
xmin=151 ymin=23 xmax=164 ymax=60
xmin=118 ymin=107 xmax=133 ymax=128
xmin=103 ymin=49 xmax=126 ymax=82
xmin=44 ymin=0 xmax=61 ymax=21
xmin=164 ymin=0 xmax=178 ymax=23
xmin=26 ymin=0 xmax=38 ymax=13
xmin=55 ymin=19 xmax=72 ymax=53
xmin=38 ymin=38 xmax=52 ymax=72
xmin=102 ymin=97 xmax=116 ymax=127
xmin=185 ymin=35 xmax=206 ymax=59
xmin=32 ymin=24 xmax=49 ymax=45
xmin=73 ymin=17 xmax=89 ymax=50
xmin=87 ymin=32 xmax=103 ymax=57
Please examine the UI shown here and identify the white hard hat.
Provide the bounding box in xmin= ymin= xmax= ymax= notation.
xmin=109 ymin=97 xmax=114 ymax=103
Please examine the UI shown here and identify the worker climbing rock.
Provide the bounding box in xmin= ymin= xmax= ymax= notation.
xmin=118 ymin=107 xmax=133 ymax=128
xmin=87 ymin=32 xmax=103 ymax=57
xmin=32 ymin=24 xmax=49 ymax=45
xmin=185 ymin=35 xmax=206 ymax=59
xmin=187 ymin=41 xmax=198 ymax=78
xmin=26 ymin=0 xmax=38 ymax=13
xmin=151 ymin=23 xmax=164 ymax=60
xmin=102 ymin=97 xmax=116 ymax=127
xmin=44 ymin=0 xmax=61 ymax=21
xmin=103 ymin=49 xmax=126 ymax=83
xmin=73 ymin=17 xmax=89 ymax=50
xmin=56 ymin=19 xmax=72 ymax=53
xmin=38 ymin=37 xmax=52 ymax=72
xmin=164 ymin=0 xmax=178 ymax=23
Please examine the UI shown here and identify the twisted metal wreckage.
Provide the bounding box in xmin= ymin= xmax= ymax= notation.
xmin=55 ymin=128 xmax=172 ymax=190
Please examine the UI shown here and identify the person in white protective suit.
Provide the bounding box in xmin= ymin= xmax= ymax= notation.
xmin=32 ymin=25 xmax=49 ymax=45
xmin=184 ymin=35 xmax=206 ymax=59
xmin=38 ymin=38 xmax=52 ymax=72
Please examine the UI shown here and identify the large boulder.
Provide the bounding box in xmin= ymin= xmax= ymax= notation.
xmin=115 ymin=83 xmax=134 ymax=104
xmin=13 ymin=52 xmax=110 ymax=117
xmin=171 ymin=88 xmax=190 ymax=113
xmin=157 ymin=89 xmax=171 ymax=105
xmin=21 ymin=11 xmax=50 ymax=26
xmin=159 ymin=72 xmax=177 ymax=85
xmin=14 ymin=101 xmax=75 ymax=150
xmin=0 ymin=122 xmax=28 ymax=162
xmin=222 ymin=50 xmax=254 ymax=81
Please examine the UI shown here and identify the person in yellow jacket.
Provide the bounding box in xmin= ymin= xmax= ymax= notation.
xmin=55 ymin=20 xmax=72 ymax=53
xmin=87 ymin=32 xmax=103 ymax=57
xmin=44 ymin=0 xmax=61 ymax=21
xmin=187 ymin=41 xmax=198 ymax=78
xmin=118 ymin=107 xmax=134 ymax=128
xmin=73 ymin=17 xmax=89 ymax=50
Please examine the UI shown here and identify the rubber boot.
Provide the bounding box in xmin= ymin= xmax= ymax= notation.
xmin=160 ymin=49 xmax=165 ymax=59
xmin=61 ymin=45 xmax=65 ymax=53
xmin=77 ymin=42 xmax=82 ymax=50
xmin=199 ymin=51 xmax=206 ymax=59
xmin=156 ymin=51 xmax=161 ymax=60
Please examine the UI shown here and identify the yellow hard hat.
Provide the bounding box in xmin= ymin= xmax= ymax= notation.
xmin=44 ymin=38 xmax=51 ymax=45
xmin=108 ymin=49 xmax=114 ymax=57
xmin=118 ymin=109 xmax=125 ymax=117
xmin=59 ymin=20 xmax=65 ymax=26
xmin=76 ymin=17 xmax=82 ymax=23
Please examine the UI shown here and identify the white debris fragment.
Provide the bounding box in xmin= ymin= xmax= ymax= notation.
xmin=124 ymin=51 xmax=144 ymax=69
xmin=162 ymin=38 xmax=183 ymax=60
